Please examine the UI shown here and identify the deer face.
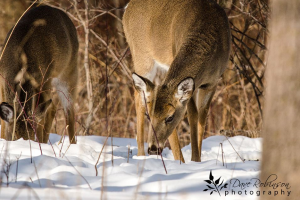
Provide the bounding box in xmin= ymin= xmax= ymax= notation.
xmin=132 ymin=73 xmax=194 ymax=155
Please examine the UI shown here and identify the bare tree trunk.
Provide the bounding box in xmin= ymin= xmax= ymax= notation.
xmin=111 ymin=0 xmax=127 ymax=48
xmin=83 ymin=0 xmax=94 ymax=134
xmin=74 ymin=0 xmax=93 ymax=134
xmin=261 ymin=1 xmax=300 ymax=199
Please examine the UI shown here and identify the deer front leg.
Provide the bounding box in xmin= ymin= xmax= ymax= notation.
xmin=1 ymin=120 xmax=7 ymax=140
xmin=34 ymin=98 xmax=54 ymax=143
xmin=0 ymin=87 xmax=8 ymax=140
xmin=65 ymin=105 xmax=76 ymax=144
xmin=135 ymin=90 xmax=146 ymax=156
xmin=187 ymin=97 xmax=200 ymax=162
xmin=168 ymin=129 xmax=185 ymax=163
xmin=42 ymin=101 xmax=56 ymax=143
xmin=197 ymin=86 xmax=216 ymax=162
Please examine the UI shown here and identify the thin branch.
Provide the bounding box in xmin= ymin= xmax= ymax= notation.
xmin=64 ymin=156 xmax=92 ymax=190
xmin=90 ymin=29 xmax=132 ymax=79
xmin=142 ymin=91 xmax=167 ymax=174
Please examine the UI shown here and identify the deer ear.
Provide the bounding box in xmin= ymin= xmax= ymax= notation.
xmin=132 ymin=73 xmax=147 ymax=93
xmin=0 ymin=102 xmax=14 ymax=122
xmin=175 ymin=78 xmax=194 ymax=103
xmin=132 ymin=73 xmax=155 ymax=105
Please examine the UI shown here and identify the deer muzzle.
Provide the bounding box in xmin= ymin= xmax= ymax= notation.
xmin=148 ymin=144 xmax=163 ymax=155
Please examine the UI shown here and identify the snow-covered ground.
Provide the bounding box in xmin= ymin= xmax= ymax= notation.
xmin=0 ymin=134 xmax=262 ymax=199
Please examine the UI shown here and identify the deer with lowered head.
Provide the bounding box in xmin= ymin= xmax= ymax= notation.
xmin=123 ymin=0 xmax=231 ymax=162
xmin=0 ymin=5 xmax=79 ymax=144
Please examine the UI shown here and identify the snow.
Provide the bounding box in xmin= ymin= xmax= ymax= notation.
xmin=0 ymin=134 xmax=262 ymax=199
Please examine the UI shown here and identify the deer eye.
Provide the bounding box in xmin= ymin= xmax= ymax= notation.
xmin=165 ymin=115 xmax=174 ymax=124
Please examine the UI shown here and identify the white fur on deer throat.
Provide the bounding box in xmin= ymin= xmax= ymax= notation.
xmin=134 ymin=60 xmax=169 ymax=105
xmin=145 ymin=60 xmax=169 ymax=83
xmin=51 ymin=78 xmax=72 ymax=110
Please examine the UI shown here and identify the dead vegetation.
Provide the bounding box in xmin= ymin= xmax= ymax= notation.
xmin=0 ymin=0 xmax=269 ymax=147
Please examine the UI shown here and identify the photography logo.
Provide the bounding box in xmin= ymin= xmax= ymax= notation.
xmin=203 ymin=170 xmax=228 ymax=196
xmin=203 ymin=170 xmax=292 ymax=197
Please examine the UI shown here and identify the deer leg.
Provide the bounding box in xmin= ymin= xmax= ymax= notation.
xmin=187 ymin=97 xmax=200 ymax=162
xmin=64 ymin=103 xmax=75 ymax=144
xmin=52 ymin=77 xmax=76 ymax=144
xmin=1 ymin=120 xmax=7 ymax=140
xmin=135 ymin=90 xmax=146 ymax=156
xmin=0 ymin=86 xmax=8 ymax=140
xmin=42 ymin=102 xmax=56 ymax=143
xmin=36 ymin=119 xmax=44 ymax=143
xmin=33 ymin=91 xmax=54 ymax=143
xmin=197 ymin=86 xmax=216 ymax=162
xmin=168 ymin=129 xmax=185 ymax=163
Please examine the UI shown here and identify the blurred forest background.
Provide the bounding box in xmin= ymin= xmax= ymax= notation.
xmin=0 ymin=0 xmax=269 ymax=148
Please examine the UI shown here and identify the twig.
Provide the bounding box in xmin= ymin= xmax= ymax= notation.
xmin=230 ymin=24 xmax=266 ymax=50
xmin=48 ymin=138 xmax=57 ymax=158
xmin=100 ymin=149 xmax=106 ymax=200
xmin=94 ymin=90 xmax=120 ymax=176
xmin=11 ymin=182 xmax=40 ymax=200
xmin=232 ymin=39 xmax=264 ymax=87
xmin=33 ymin=161 xmax=41 ymax=188
xmin=230 ymin=3 xmax=267 ymax=29
xmin=142 ymin=91 xmax=167 ymax=174
xmin=24 ymin=116 xmax=33 ymax=163
xmin=216 ymin=143 xmax=220 ymax=165
xmin=11 ymin=93 xmax=17 ymax=141
xmin=127 ymin=144 xmax=130 ymax=163
xmin=224 ymin=136 xmax=245 ymax=163
xmin=230 ymin=52 xmax=263 ymax=117
xmin=90 ymin=29 xmax=131 ymax=79
xmin=59 ymin=125 xmax=68 ymax=157
xmin=220 ymin=143 xmax=225 ymax=166
xmin=134 ymin=159 xmax=146 ymax=200
xmin=109 ymin=47 xmax=129 ymax=78
xmin=232 ymin=34 xmax=266 ymax=67
xmin=15 ymin=152 xmax=22 ymax=183
xmin=73 ymin=0 xmax=94 ymax=133
xmin=104 ymin=9 xmax=113 ymax=167
xmin=95 ymin=136 xmax=109 ymax=176
xmin=3 ymin=155 xmax=12 ymax=187
xmin=64 ymin=156 xmax=92 ymax=190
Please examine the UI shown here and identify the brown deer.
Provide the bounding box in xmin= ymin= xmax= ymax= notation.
xmin=123 ymin=0 xmax=231 ymax=162
xmin=0 ymin=5 xmax=78 ymax=144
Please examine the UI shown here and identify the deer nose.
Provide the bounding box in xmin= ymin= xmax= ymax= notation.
xmin=148 ymin=144 xmax=163 ymax=155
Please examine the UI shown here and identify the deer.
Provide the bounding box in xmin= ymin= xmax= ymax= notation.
xmin=123 ymin=0 xmax=231 ymax=162
xmin=0 ymin=4 xmax=79 ymax=144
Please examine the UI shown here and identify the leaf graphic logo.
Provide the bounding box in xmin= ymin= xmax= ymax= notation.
xmin=203 ymin=170 xmax=228 ymax=196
